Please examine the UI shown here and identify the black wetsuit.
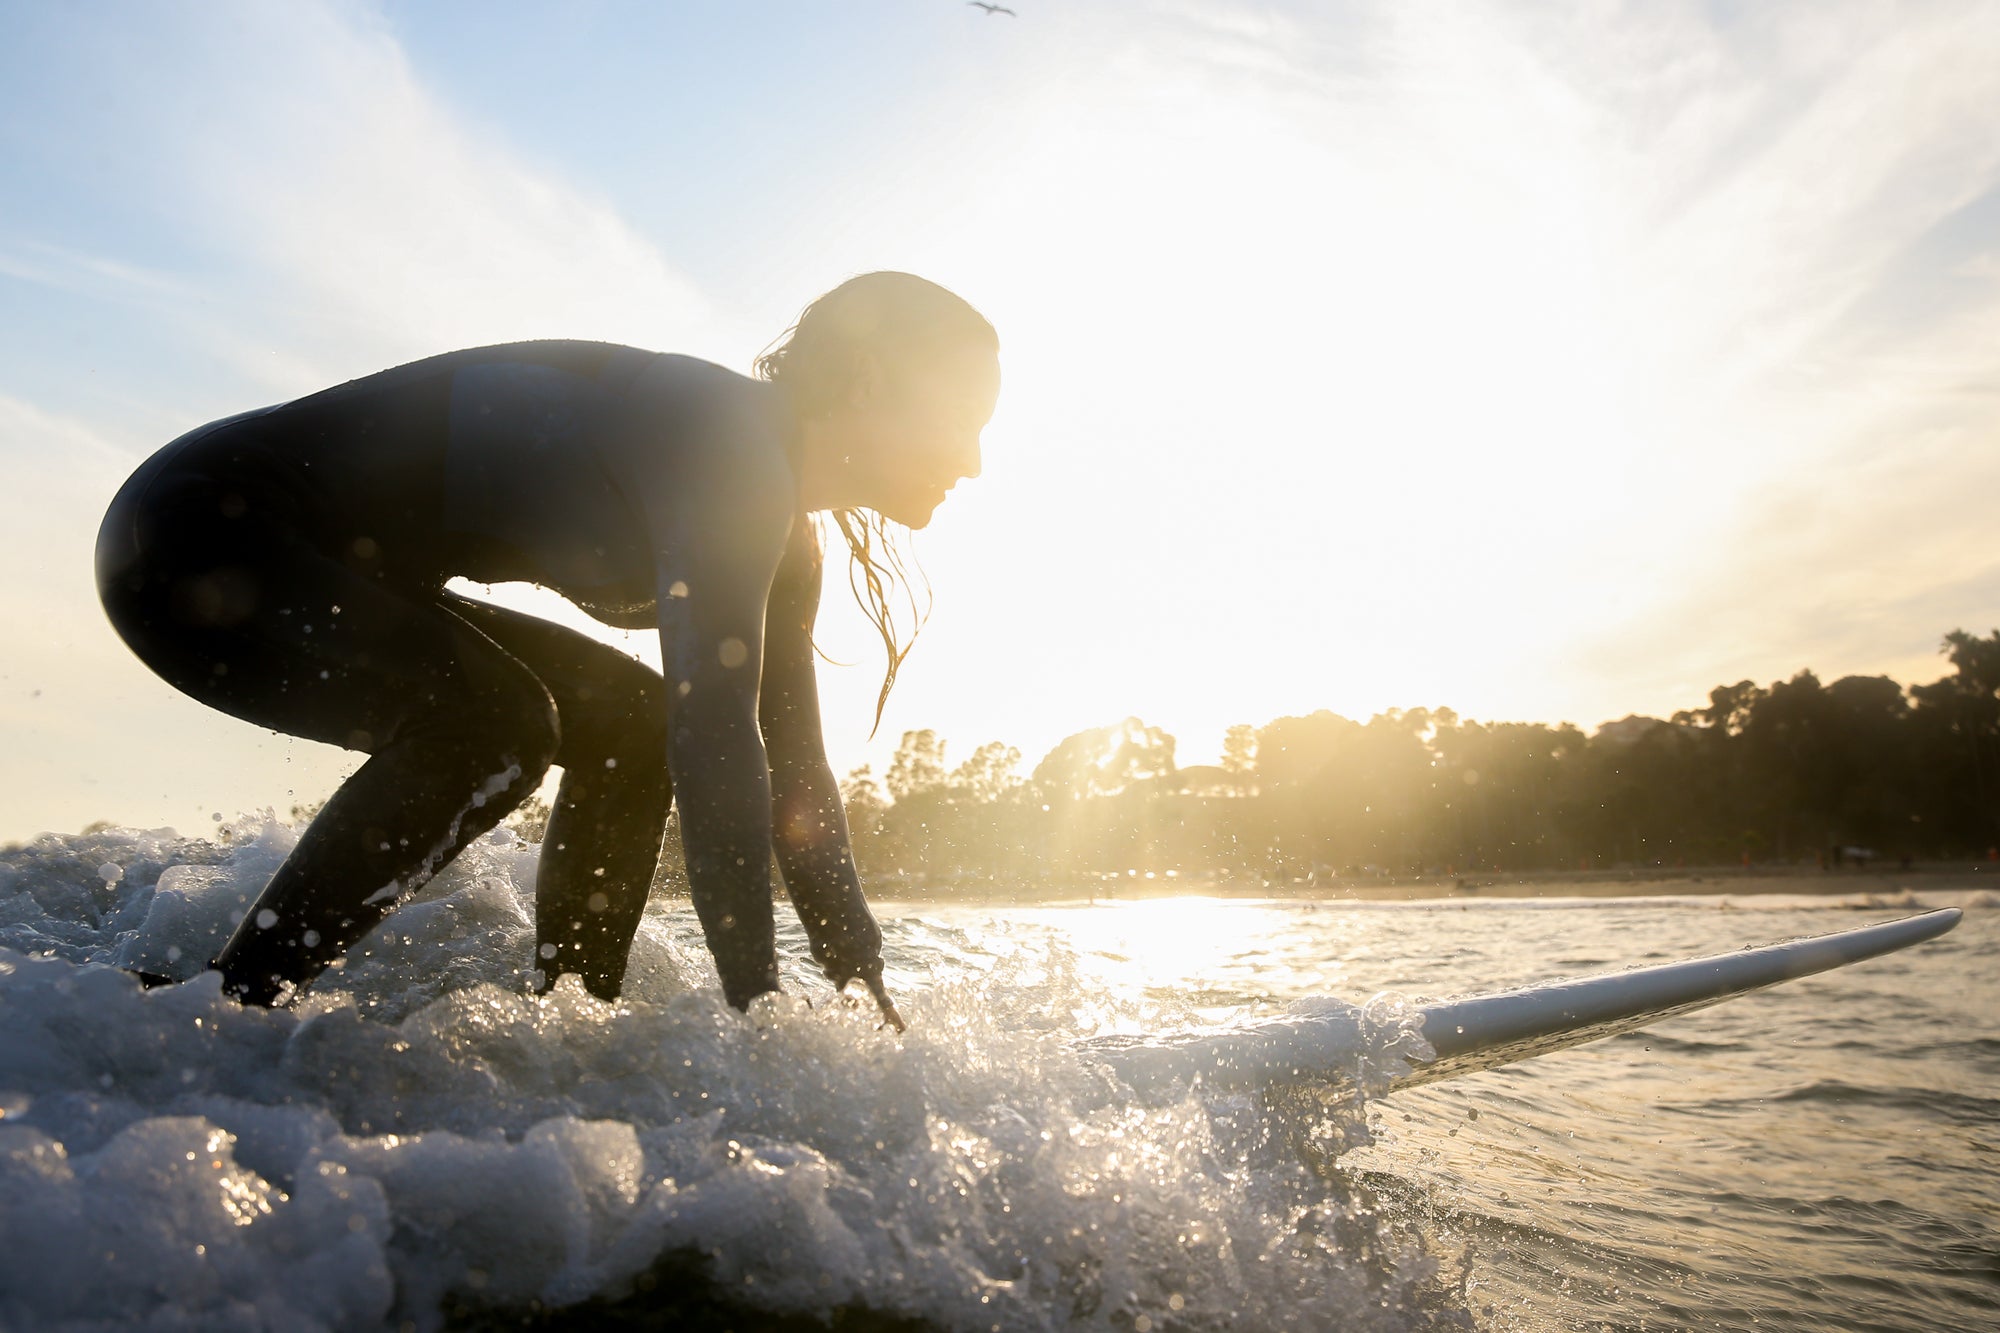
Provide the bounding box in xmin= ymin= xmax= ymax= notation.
xmin=96 ymin=341 xmax=884 ymax=1009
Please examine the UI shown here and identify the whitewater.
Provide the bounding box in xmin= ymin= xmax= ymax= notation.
xmin=1 ymin=816 xmax=1993 ymax=1331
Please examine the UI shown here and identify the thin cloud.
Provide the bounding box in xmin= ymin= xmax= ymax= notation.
xmin=0 ymin=0 xmax=723 ymax=839
xmin=1558 ymin=3 xmax=2000 ymax=712
xmin=10 ymin=0 xmax=717 ymax=400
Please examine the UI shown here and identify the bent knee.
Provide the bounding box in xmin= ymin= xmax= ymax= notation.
xmin=517 ymin=685 xmax=563 ymax=772
xmin=560 ymin=666 xmax=670 ymax=766
xmin=588 ymin=655 xmax=669 ymax=721
xmin=467 ymin=676 xmax=562 ymax=777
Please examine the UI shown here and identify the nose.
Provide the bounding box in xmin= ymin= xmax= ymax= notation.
xmin=959 ymin=435 xmax=982 ymax=481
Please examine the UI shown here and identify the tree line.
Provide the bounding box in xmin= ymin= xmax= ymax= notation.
xmin=835 ymin=629 xmax=2000 ymax=887
xmin=275 ymin=628 xmax=1999 ymax=890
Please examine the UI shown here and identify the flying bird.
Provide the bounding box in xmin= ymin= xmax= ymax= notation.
xmin=967 ymin=2 xmax=1017 ymax=14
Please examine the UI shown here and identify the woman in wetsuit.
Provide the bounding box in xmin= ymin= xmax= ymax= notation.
xmin=94 ymin=271 xmax=999 ymax=1024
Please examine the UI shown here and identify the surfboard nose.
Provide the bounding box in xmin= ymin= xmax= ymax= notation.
xmin=1411 ymin=907 xmax=1966 ymax=1084
xmin=1077 ymin=908 xmax=1968 ymax=1101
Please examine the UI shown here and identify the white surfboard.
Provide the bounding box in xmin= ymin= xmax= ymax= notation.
xmin=1081 ymin=908 xmax=1963 ymax=1096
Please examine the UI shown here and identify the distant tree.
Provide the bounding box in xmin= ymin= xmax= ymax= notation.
xmin=1017 ymin=719 xmax=1180 ymax=877
xmin=1251 ymin=710 xmax=1357 ymax=793
xmin=1220 ymin=723 xmax=1258 ymax=794
xmin=886 ymin=729 xmax=949 ymax=801
xmin=1911 ymin=628 xmax=2000 ymax=849
xmin=880 ymin=733 xmax=956 ymax=878
xmin=1819 ymin=675 xmax=1916 ymax=851
xmin=949 ymin=741 xmax=1024 ymax=804
xmin=1943 ymin=628 xmax=2000 ymax=696
xmin=1252 ymin=709 xmax=1438 ymax=876
xmin=840 ymin=765 xmax=889 ymax=833
xmin=1738 ymin=672 xmax=1832 ymax=858
xmin=1704 ymin=680 xmax=1764 ymax=735
xmin=1032 ymin=717 xmax=1177 ymax=802
xmin=1425 ymin=716 xmax=1576 ymax=871
xmin=213 ymin=625 xmax=2000 ymax=892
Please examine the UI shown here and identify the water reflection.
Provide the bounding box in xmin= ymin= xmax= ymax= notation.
xmin=908 ymin=895 xmax=1371 ymax=1028
xmin=887 ymin=891 xmax=1996 ymax=1332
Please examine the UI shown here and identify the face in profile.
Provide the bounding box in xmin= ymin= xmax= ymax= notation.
xmin=848 ymin=343 xmax=1001 ymax=529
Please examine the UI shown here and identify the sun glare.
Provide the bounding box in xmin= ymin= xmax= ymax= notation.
xmin=1007 ymin=897 xmax=1352 ymax=1027
xmin=809 ymin=15 xmax=1688 ymax=777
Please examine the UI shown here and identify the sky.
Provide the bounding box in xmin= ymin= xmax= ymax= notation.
xmin=2 ymin=0 xmax=1998 ymax=843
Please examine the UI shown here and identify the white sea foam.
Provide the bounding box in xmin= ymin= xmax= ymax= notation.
xmin=0 ymin=819 xmax=1467 ymax=1332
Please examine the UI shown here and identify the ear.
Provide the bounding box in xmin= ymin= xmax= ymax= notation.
xmin=847 ymin=351 xmax=882 ymax=410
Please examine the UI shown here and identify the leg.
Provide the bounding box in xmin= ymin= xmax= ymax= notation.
xmin=100 ymin=472 xmax=559 ymax=1003
xmin=210 ymin=658 xmax=557 ymax=1003
xmin=442 ymin=595 xmax=673 ymax=999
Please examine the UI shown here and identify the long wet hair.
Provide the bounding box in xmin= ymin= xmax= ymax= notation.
xmin=755 ymin=272 xmax=998 ymax=734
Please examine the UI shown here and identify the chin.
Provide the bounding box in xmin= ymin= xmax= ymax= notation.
xmin=887 ymin=497 xmax=943 ymax=529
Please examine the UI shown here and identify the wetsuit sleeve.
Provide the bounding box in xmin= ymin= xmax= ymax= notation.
xmin=760 ymin=520 xmax=886 ymax=991
xmin=639 ymin=441 xmax=795 ymax=1010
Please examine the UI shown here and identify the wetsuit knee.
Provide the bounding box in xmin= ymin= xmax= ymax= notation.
xmin=465 ymin=681 xmax=562 ymax=783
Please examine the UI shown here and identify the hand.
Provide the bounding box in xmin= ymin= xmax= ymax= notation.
xmin=863 ymin=974 xmax=907 ymax=1033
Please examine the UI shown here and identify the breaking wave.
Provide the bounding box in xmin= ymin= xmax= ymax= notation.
xmin=0 ymin=818 xmax=1466 ymax=1332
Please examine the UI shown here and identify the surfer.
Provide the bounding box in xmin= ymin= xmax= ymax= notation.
xmin=94 ymin=272 xmax=1000 ymax=1028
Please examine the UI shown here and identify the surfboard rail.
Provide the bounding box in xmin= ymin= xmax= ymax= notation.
xmin=1081 ymin=908 xmax=1963 ymax=1097
xmin=1409 ymin=906 xmax=1961 ymax=1085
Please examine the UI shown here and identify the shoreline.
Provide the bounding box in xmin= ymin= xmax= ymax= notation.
xmin=874 ymin=863 xmax=2000 ymax=907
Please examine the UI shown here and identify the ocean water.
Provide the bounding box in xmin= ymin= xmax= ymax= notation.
xmin=0 ymin=817 xmax=1992 ymax=1332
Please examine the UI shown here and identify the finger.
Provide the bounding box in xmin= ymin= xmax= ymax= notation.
xmin=865 ymin=976 xmax=907 ymax=1033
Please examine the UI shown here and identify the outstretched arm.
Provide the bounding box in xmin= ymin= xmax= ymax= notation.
xmin=761 ymin=519 xmax=901 ymax=1026
xmin=602 ymin=354 xmax=889 ymax=1015
xmin=658 ymin=546 xmax=782 ymax=1009
xmin=638 ymin=428 xmax=796 ymax=1010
